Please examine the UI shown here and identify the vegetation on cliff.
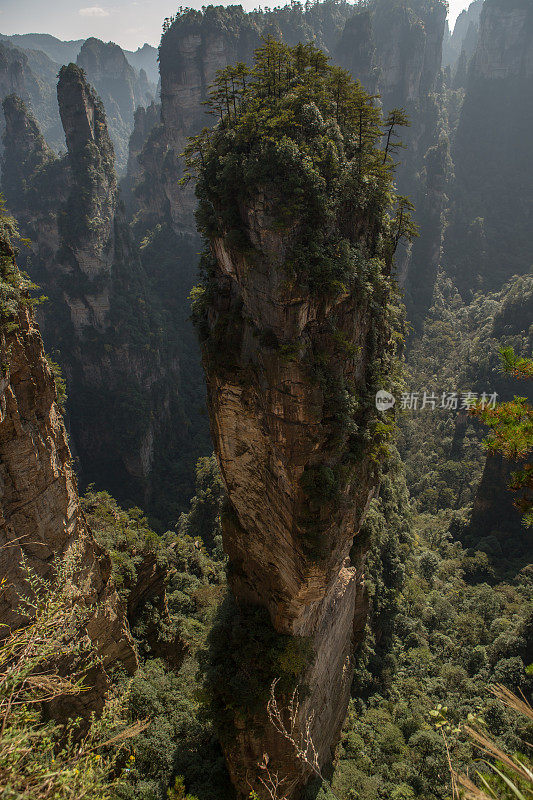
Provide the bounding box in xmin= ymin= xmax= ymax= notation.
xmin=185 ymin=37 xmax=416 ymax=293
xmin=1 ymin=3 xmax=532 ymax=800
xmin=0 ymin=544 xmax=145 ymax=800
xmin=471 ymin=349 xmax=533 ymax=528
xmin=0 ymin=197 xmax=36 ymax=327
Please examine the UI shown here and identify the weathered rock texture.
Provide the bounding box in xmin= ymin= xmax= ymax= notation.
xmin=442 ymin=0 xmax=483 ymax=84
xmin=122 ymin=100 xmax=160 ymax=213
xmin=0 ymin=231 xmax=136 ymax=713
xmin=471 ymin=0 xmax=533 ymax=80
xmin=1 ymin=69 xmax=182 ymax=512
xmin=198 ymin=156 xmax=398 ymax=795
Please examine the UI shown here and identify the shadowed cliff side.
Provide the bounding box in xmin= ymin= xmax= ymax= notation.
xmin=76 ymin=37 xmax=156 ymax=173
xmin=190 ymin=40 xmax=410 ymax=798
xmin=444 ymin=0 xmax=533 ymax=296
xmin=0 ymin=69 xmax=190 ymax=522
xmin=0 ymin=201 xmax=137 ymax=719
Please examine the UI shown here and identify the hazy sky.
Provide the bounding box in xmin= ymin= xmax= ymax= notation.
xmin=0 ymin=0 xmax=473 ymax=52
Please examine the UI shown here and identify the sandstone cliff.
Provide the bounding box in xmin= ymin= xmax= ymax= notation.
xmin=471 ymin=0 xmax=533 ymax=80
xmin=1 ymin=69 xmax=184 ymax=517
xmin=192 ymin=43 xmax=405 ymax=797
xmin=77 ymin=37 xmax=156 ymax=172
xmin=0 ymin=207 xmax=137 ymax=715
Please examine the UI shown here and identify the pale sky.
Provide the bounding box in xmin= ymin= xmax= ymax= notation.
xmin=0 ymin=0 xmax=472 ymax=52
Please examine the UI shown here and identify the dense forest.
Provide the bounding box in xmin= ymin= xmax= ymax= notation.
xmin=0 ymin=1 xmax=531 ymax=799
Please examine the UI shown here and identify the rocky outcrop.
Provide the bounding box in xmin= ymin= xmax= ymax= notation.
xmin=0 ymin=41 xmax=64 ymax=155
xmin=0 ymin=43 xmax=35 ymax=106
xmin=194 ymin=56 xmax=402 ymax=795
xmin=369 ymin=0 xmax=446 ymax=107
xmin=442 ymin=0 xmax=483 ymax=71
xmin=122 ymin=100 xmax=160 ymax=213
xmin=336 ymin=0 xmax=448 ymax=317
xmin=129 ymin=1 xmax=446 ymax=337
xmin=1 ymin=70 xmax=184 ymax=514
xmin=335 ymin=9 xmax=378 ymax=93
xmin=125 ymin=43 xmax=159 ymax=84
xmin=202 ymin=199 xmax=395 ymax=796
xmin=0 ymin=220 xmax=137 ymax=715
xmin=403 ymin=132 xmax=453 ymax=325
xmin=77 ymin=38 xmax=156 ymax=172
xmin=57 ymin=64 xmax=117 ymax=277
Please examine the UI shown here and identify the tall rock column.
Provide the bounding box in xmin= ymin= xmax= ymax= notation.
xmin=191 ymin=42 xmax=407 ymax=798
xmin=1 ymin=69 xmax=183 ymax=515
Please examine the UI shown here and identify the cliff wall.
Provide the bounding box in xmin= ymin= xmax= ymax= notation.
xmin=1 ymin=70 xmax=184 ymax=517
xmin=445 ymin=0 xmax=533 ymax=295
xmin=0 ymin=209 xmax=136 ymax=716
xmin=193 ymin=45 xmax=405 ymax=797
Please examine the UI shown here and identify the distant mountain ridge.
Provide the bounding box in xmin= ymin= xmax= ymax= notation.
xmin=0 ymin=33 xmax=158 ymax=172
xmin=0 ymin=32 xmax=158 ymax=81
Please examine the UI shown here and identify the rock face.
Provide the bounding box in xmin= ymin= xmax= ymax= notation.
xmin=122 ymin=100 xmax=160 ymax=214
xmin=1 ymin=70 xmax=182 ymax=513
xmin=57 ymin=64 xmax=117 ymax=277
xmin=372 ymin=0 xmax=446 ymax=106
xmin=0 ymin=220 xmax=136 ymax=714
xmin=442 ymin=0 xmax=483 ymax=71
xmin=194 ymin=57 xmax=402 ymax=793
xmin=0 ymin=41 xmax=62 ymax=153
xmin=125 ymin=43 xmax=159 ymax=84
xmin=202 ymin=197 xmax=392 ymax=796
xmin=444 ymin=0 xmax=533 ymax=295
xmin=77 ymin=38 xmax=156 ymax=172
xmin=471 ymin=0 xmax=533 ymax=80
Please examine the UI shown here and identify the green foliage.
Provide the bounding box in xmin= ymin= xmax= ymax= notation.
xmin=0 ymin=545 xmax=143 ymax=800
xmin=471 ymin=349 xmax=533 ymax=528
xmin=322 ymin=511 xmax=532 ymax=800
xmin=398 ymin=273 xmax=532 ymax=568
xmin=175 ymin=455 xmax=225 ymax=547
xmin=82 ymin=489 xmax=167 ymax=598
xmin=185 ymin=37 xmax=416 ymax=294
xmin=111 ymin=657 xmax=231 ymax=800
xmin=83 ymin=466 xmax=230 ymax=800
xmin=201 ymin=594 xmax=313 ymax=741
xmin=451 ymin=687 xmax=533 ymax=800
xmin=0 ymin=197 xmax=40 ymax=332
xmin=45 ymin=354 xmax=68 ymax=409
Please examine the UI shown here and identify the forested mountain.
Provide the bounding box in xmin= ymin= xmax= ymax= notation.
xmin=0 ymin=1 xmax=531 ymax=800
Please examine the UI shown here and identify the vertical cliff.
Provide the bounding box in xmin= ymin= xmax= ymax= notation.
xmin=0 ymin=41 xmax=63 ymax=154
xmin=192 ymin=42 xmax=407 ymax=797
xmin=77 ymin=38 xmax=156 ymax=173
xmin=122 ymin=100 xmax=160 ymax=213
xmin=444 ymin=0 xmax=533 ymax=295
xmin=57 ymin=63 xmax=117 ymax=276
xmin=129 ymin=0 xmax=446 ymax=346
xmin=0 ymin=203 xmax=137 ymax=715
xmin=1 ymin=69 xmax=185 ymax=518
